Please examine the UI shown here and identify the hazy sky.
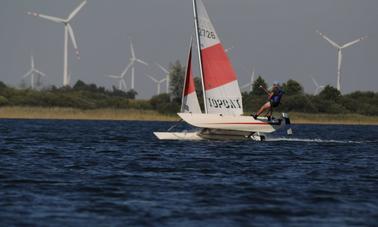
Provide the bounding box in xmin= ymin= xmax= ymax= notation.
xmin=1 ymin=0 xmax=377 ymax=98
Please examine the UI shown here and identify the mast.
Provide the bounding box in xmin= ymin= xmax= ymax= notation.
xmin=192 ymin=0 xmax=208 ymax=114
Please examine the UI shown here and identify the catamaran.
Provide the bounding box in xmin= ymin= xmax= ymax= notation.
xmin=154 ymin=0 xmax=291 ymax=141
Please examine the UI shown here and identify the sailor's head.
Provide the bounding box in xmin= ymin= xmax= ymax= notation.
xmin=273 ymin=80 xmax=280 ymax=86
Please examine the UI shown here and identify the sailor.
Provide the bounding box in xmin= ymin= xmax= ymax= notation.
xmin=253 ymin=81 xmax=284 ymax=120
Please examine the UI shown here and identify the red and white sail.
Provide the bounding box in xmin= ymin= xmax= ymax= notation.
xmin=181 ymin=42 xmax=201 ymax=113
xmin=195 ymin=0 xmax=243 ymax=116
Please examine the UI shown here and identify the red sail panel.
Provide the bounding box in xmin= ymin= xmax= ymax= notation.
xmin=201 ymin=43 xmax=237 ymax=91
xmin=184 ymin=48 xmax=196 ymax=96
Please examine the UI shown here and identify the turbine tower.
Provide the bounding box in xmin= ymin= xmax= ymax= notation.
xmin=28 ymin=0 xmax=87 ymax=87
xmin=22 ymin=55 xmax=46 ymax=89
xmin=316 ymin=30 xmax=367 ymax=91
xmin=240 ymin=66 xmax=255 ymax=92
xmin=146 ymin=74 xmax=166 ymax=95
xmin=67 ymin=72 xmax=72 ymax=85
xmin=311 ymin=76 xmax=325 ymax=95
xmin=156 ymin=63 xmax=170 ymax=94
xmin=105 ymin=62 xmax=132 ymax=91
xmin=129 ymin=39 xmax=148 ymax=90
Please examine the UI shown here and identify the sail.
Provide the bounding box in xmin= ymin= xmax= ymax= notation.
xmin=181 ymin=41 xmax=202 ymax=113
xmin=195 ymin=0 xmax=243 ymax=115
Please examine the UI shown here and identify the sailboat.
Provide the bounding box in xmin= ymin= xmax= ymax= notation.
xmin=154 ymin=0 xmax=290 ymax=141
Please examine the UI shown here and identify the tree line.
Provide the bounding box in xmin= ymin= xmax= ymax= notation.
xmin=150 ymin=61 xmax=378 ymax=116
xmin=1 ymin=61 xmax=377 ymax=116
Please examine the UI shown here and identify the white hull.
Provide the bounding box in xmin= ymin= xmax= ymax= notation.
xmin=153 ymin=132 xmax=203 ymax=140
xmin=178 ymin=113 xmax=288 ymax=133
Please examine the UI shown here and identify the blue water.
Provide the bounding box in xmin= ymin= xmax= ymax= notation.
xmin=0 ymin=119 xmax=377 ymax=226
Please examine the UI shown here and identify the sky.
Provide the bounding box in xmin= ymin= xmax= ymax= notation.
xmin=0 ymin=0 xmax=377 ymax=99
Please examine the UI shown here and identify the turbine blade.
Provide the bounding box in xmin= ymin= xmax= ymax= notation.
xmin=67 ymin=24 xmax=80 ymax=60
xmin=146 ymin=74 xmax=158 ymax=83
xmin=121 ymin=61 xmax=133 ymax=76
xmin=34 ymin=69 xmax=46 ymax=77
xmin=106 ymin=75 xmax=121 ymax=79
xmin=156 ymin=63 xmax=169 ymax=74
xmin=22 ymin=69 xmax=33 ymax=78
xmin=136 ymin=58 xmax=148 ymax=66
xmin=311 ymin=77 xmax=319 ymax=87
xmin=68 ymin=0 xmax=87 ymax=21
xmin=27 ymin=12 xmax=64 ymax=23
xmin=316 ymin=30 xmax=340 ymax=49
xmin=240 ymin=83 xmax=251 ymax=89
xmin=120 ymin=79 xmax=127 ymax=90
xmin=342 ymin=36 xmax=367 ymax=48
xmin=130 ymin=40 xmax=135 ymax=58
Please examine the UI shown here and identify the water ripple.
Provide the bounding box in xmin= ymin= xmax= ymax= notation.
xmin=0 ymin=120 xmax=377 ymax=226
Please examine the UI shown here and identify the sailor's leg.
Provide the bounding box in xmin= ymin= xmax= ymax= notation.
xmin=266 ymin=106 xmax=273 ymax=121
xmin=267 ymin=105 xmax=273 ymax=116
xmin=256 ymin=102 xmax=271 ymax=116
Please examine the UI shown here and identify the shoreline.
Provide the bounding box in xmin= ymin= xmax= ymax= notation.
xmin=0 ymin=107 xmax=377 ymax=125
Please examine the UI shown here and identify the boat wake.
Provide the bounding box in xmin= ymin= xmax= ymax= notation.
xmin=265 ymin=137 xmax=363 ymax=144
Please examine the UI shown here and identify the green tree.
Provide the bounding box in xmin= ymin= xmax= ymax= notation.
xmin=252 ymin=75 xmax=267 ymax=96
xmin=0 ymin=81 xmax=8 ymax=89
xmin=0 ymin=96 xmax=9 ymax=106
xmin=282 ymin=79 xmax=303 ymax=96
xmin=150 ymin=93 xmax=179 ymax=113
xmin=169 ymin=60 xmax=186 ymax=103
xmin=150 ymin=93 xmax=171 ymax=109
xmin=73 ymin=80 xmax=87 ymax=90
xmin=319 ymin=85 xmax=341 ymax=101
xmin=125 ymin=89 xmax=138 ymax=99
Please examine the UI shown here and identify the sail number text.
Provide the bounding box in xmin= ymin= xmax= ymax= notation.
xmin=208 ymin=98 xmax=241 ymax=109
xmin=198 ymin=28 xmax=216 ymax=40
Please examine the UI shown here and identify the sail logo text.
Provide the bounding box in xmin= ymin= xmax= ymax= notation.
xmin=207 ymin=98 xmax=241 ymax=109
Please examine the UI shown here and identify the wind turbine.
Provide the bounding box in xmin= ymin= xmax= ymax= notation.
xmin=22 ymin=55 xmax=46 ymax=89
xmin=67 ymin=72 xmax=72 ymax=85
xmin=240 ymin=66 xmax=255 ymax=92
xmin=146 ymin=74 xmax=166 ymax=95
xmin=311 ymin=76 xmax=325 ymax=95
xmin=28 ymin=0 xmax=87 ymax=87
xmin=128 ymin=39 xmax=148 ymax=90
xmin=105 ymin=62 xmax=132 ymax=91
xmin=225 ymin=46 xmax=234 ymax=53
xmin=316 ymin=30 xmax=367 ymax=92
xmin=156 ymin=63 xmax=170 ymax=94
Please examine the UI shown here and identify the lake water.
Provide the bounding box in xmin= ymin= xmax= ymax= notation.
xmin=0 ymin=119 xmax=377 ymax=226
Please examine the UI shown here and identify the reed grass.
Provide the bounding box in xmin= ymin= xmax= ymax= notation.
xmin=288 ymin=112 xmax=378 ymax=125
xmin=0 ymin=107 xmax=377 ymax=125
xmin=0 ymin=106 xmax=179 ymax=121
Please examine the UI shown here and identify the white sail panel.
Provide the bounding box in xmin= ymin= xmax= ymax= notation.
xmin=181 ymin=42 xmax=201 ymax=113
xmin=182 ymin=92 xmax=201 ymax=113
xmin=196 ymin=0 xmax=243 ymax=115
xmin=206 ymin=81 xmax=242 ymax=112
